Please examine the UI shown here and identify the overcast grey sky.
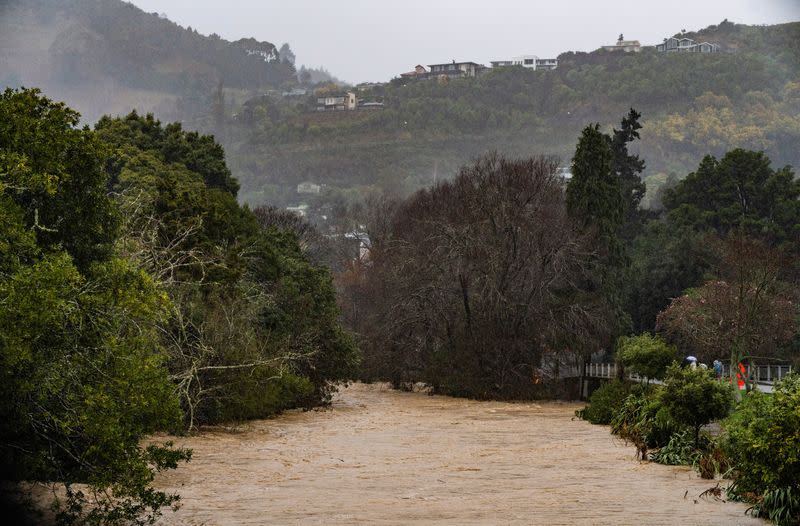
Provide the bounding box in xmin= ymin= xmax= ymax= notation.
xmin=129 ymin=0 xmax=799 ymax=83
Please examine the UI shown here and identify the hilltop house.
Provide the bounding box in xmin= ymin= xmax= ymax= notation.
xmin=490 ymin=55 xmax=558 ymax=70
xmin=428 ymin=61 xmax=485 ymax=79
xmin=535 ymin=58 xmax=558 ymax=70
xmin=316 ymin=92 xmax=357 ymax=111
xmin=356 ymin=82 xmax=385 ymax=91
xmin=297 ymin=182 xmax=322 ymax=195
xmin=400 ymin=65 xmax=428 ymax=80
xmin=282 ymin=87 xmax=308 ymax=97
xmin=656 ymin=37 xmax=720 ymax=53
xmin=602 ymin=35 xmax=642 ymax=53
xmin=245 ymin=48 xmax=278 ymax=62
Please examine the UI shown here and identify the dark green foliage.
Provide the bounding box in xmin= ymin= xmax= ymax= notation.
xmin=98 ymin=110 xmax=359 ymax=425
xmin=610 ymin=388 xmax=678 ymax=455
xmin=566 ymin=119 xmax=630 ymax=339
xmin=198 ymin=368 xmax=314 ymax=423
xmin=663 ymin=149 xmax=800 ymax=245
xmin=616 ymin=333 xmax=677 ymax=381
xmin=576 ymin=380 xmax=631 ymax=425
xmin=724 ymin=373 xmax=800 ymax=524
xmin=0 ymin=88 xmax=189 ymax=524
xmin=0 ymin=87 xmax=118 ymax=271
xmin=610 ymin=108 xmax=647 ymax=241
xmin=660 ymin=364 xmax=733 ymax=447
xmin=97 ymin=111 xmax=240 ymax=196
xmin=567 ymin=124 xmax=621 ymax=236
xmin=649 ymin=430 xmax=700 ymax=466
xmin=625 ymin=222 xmax=710 ymax=332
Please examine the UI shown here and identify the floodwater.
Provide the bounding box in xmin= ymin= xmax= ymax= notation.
xmin=155 ymin=383 xmax=763 ymax=525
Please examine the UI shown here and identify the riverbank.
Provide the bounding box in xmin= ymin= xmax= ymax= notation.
xmin=154 ymin=383 xmax=763 ymax=525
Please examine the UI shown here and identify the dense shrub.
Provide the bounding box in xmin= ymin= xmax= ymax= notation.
xmin=576 ymin=380 xmax=631 ymax=425
xmin=660 ymin=364 xmax=733 ymax=447
xmin=724 ymin=373 xmax=800 ymax=524
xmin=611 ymin=388 xmax=678 ymax=457
xmin=649 ymin=430 xmax=700 ymax=466
xmin=616 ymin=333 xmax=677 ymax=381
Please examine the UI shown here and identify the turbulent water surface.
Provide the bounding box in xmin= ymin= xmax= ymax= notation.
xmin=155 ymin=383 xmax=763 ymax=525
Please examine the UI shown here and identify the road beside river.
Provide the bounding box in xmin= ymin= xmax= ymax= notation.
xmin=155 ymin=383 xmax=763 ymax=525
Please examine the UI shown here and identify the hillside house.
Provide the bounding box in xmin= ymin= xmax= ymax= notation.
xmin=245 ymin=48 xmax=278 ymax=62
xmin=535 ymin=58 xmax=558 ymax=70
xmin=297 ymin=182 xmax=322 ymax=195
xmin=602 ymin=35 xmax=642 ymax=52
xmin=656 ymin=37 xmax=720 ymax=53
xmin=359 ymin=101 xmax=385 ymax=110
xmin=316 ymin=92 xmax=357 ymax=111
xmin=400 ymin=65 xmax=428 ymax=80
xmin=356 ymin=82 xmax=385 ymax=91
xmin=282 ymin=88 xmax=308 ymax=97
xmin=491 ymin=56 xmax=558 ymax=70
xmin=286 ymin=204 xmax=309 ymax=217
xmin=428 ymin=61 xmax=484 ymax=78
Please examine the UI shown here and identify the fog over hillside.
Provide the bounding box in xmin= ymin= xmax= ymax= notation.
xmin=128 ymin=0 xmax=798 ymax=83
xmin=0 ymin=0 xmax=296 ymax=122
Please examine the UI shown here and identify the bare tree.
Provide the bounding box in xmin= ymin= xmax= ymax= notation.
xmin=347 ymin=153 xmax=614 ymax=398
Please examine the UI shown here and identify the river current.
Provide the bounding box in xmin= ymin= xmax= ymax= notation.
xmin=154 ymin=383 xmax=763 ymax=525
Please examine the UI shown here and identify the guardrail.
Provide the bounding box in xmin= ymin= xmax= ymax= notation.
xmin=585 ymin=362 xmax=793 ymax=385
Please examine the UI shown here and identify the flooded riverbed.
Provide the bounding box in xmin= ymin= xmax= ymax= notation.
xmin=155 ymin=383 xmax=763 ymax=525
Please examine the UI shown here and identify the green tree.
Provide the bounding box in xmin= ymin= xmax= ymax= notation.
xmin=610 ymin=108 xmax=647 ymax=241
xmin=625 ymin=222 xmax=710 ymax=332
xmin=0 ymin=87 xmax=118 ymax=271
xmin=98 ymin=111 xmax=359 ymax=424
xmin=0 ymin=88 xmax=189 ymax=524
xmin=616 ymin=333 xmax=677 ymax=381
xmin=567 ymin=123 xmax=621 ymax=237
xmin=566 ymin=122 xmax=629 ymax=339
xmin=663 ymin=149 xmax=800 ymax=245
xmin=660 ymin=364 xmax=732 ymax=447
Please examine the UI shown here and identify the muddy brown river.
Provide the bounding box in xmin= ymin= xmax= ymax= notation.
xmin=154 ymin=383 xmax=763 ymax=525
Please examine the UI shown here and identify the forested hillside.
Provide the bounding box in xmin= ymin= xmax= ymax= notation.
xmin=0 ymin=0 xmax=296 ymax=122
xmin=215 ymin=20 xmax=799 ymax=216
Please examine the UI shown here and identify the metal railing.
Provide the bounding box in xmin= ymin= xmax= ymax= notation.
xmin=585 ymin=362 xmax=793 ymax=385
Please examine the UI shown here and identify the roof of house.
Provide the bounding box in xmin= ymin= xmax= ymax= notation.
xmin=428 ymin=61 xmax=483 ymax=68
